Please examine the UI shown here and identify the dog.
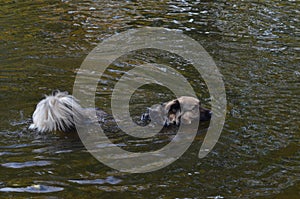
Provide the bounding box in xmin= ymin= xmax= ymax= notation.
xmin=141 ymin=96 xmax=211 ymax=126
xmin=29 ymin=91 xmax=211 ymax=133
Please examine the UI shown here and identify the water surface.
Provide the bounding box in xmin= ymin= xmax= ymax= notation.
xmin=0 ymin=0 xmax=299 ymax=198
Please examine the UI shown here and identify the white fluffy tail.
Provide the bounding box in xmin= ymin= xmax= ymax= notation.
xmin=29 ymin=91 xmax=85 ymax=133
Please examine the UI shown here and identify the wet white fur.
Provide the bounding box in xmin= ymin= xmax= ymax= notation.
xmin=29 ymin=91 xmax=84 ymax=133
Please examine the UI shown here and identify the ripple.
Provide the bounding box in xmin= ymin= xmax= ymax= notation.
xmin=0 ymin=185 xmax=63 ymax=193
xmin=1 ymin=160 xmax=52 ymax=169
xmin=0 ymin=151 xmax=23 ymax=156
xmin=69 ymin=176 xmax=122 ymax=185
xmin=0 ymin=143 xmax=32 ymax=149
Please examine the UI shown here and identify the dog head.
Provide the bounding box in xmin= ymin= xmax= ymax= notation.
xmin=177 ymin=96 xmax=211 ymax=124
xmin=142 ymin=96 xmax=211 ymax=126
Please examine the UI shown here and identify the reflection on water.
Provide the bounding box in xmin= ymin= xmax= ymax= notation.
xmin=0 ymin=0 xmax=299 ymax=198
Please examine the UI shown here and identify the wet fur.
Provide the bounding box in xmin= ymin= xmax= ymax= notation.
xmin=29 ymin=91 xmax=86 ymax=133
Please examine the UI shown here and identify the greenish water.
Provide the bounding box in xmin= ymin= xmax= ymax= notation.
xmin=0 ymin=0 xmax=299 ymax=198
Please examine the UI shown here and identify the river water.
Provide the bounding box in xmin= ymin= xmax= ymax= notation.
xmin=0 ymin=0 xmax=299 ymax=198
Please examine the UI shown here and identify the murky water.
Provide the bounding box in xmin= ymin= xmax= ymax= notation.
xmin=0 ymin=0 xmax=299 ymax=198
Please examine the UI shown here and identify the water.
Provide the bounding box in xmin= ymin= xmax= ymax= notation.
xmin=0 ymin=0 xmax=299 ymax=198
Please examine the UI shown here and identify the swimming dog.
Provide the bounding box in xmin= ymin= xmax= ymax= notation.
xmin=29 ymin=91 xmax=211 ymax=133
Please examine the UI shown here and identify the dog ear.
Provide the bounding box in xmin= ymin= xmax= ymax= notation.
xmin=52 ymin=90 xmax=60 ymax=96
xmin=168 ymin=99 xmax=180 ymax=113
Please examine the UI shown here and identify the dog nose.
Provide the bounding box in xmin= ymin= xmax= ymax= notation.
xmin=163 ymin=120 xmax=169 ymax=127
xmin=206 ymin=111 xmax=212 ymax=119
xmin=141 ymin=113 xmax=150 ymax=121
xmin=208 ymin=111 xmax=212 ymax=117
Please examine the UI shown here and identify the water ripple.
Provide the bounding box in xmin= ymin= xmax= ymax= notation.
xmin=1 ymin=160 xmax=52 ymax=169
xmin=69 ymin=176 xmax=122 ymax=185
xmin=0 ymin=185 xmax=63 ymax=193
